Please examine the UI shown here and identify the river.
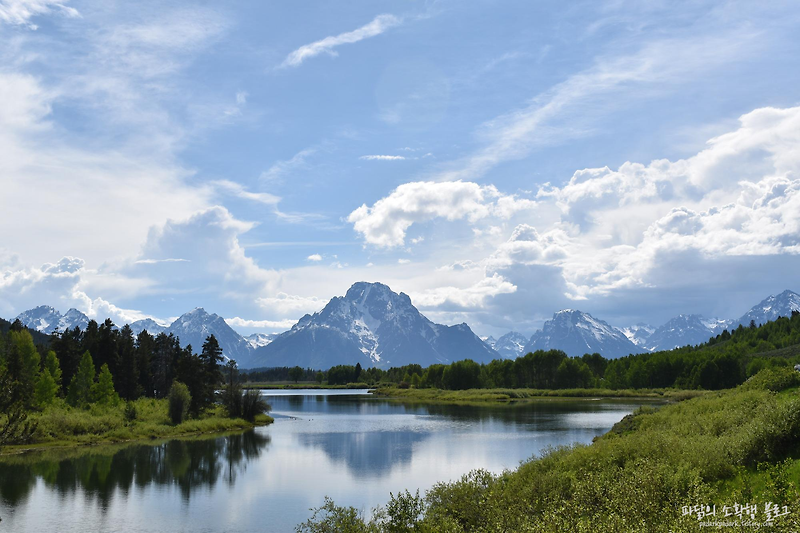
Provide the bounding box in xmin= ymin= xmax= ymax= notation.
xmin=0 ymin=390 xmax=655 ymax=532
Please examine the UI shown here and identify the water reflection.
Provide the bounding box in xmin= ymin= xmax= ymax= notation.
xmin=264 ymin=394 xmax=649 ymax=479
xmin=297 ymin=429 xmax=429 ymax=479
xmin=0 ymin=430 xmax=270 ymax=509
xmin=1 ymin=394 xmax=654 ymax=533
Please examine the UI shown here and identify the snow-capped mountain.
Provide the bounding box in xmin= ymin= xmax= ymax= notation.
xmin=488 ymin=331 xmax=529 ymax=359
xmin=249 ymin=281 xmax=499 ymax=369
xmin=166 ymin=308 xmax=253 ymax=365
xmin=481 ymin=336 xmax=497 ymax=348
xmin=245 ymin=333 xmax=278 ymax=349
xmin=523 ymin=309 xmax=643 ymax=359
xmin=128 ymin=318 xmax=168 ymax=336
xmin=644 ymin=314 xmax=729 ymax=351
xmin=15 ymin=305 xmax=89 ymax=334
xmin=621 ymin=323 xmax=656 ymax=350
xmin=734 ymin=290 xmax=800 ymax=327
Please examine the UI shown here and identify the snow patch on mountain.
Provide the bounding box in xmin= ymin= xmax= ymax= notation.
xmin=16 ymin=305 xmax=89 ymax=334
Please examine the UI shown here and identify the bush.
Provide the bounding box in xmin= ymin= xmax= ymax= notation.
xmin=124 ymin=402 xmax=138 ymax=422
xmin=168 ymin=382 xmax=191 ymax=425
xmin=241 ymin=390 xmax=270 ymax=422
xmin=743 ymin=366 xmax=800 ymax=392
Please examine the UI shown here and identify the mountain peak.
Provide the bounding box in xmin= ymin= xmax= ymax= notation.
xmin=525 ymin=309 xmax=641 ymax=358
xmin=16 ymin=305 xmax=89 ymax=334
xmin=736 ymin=289 xmax=800 ymax=327
xmin=250 ymin=282 xmax=498 ymax=369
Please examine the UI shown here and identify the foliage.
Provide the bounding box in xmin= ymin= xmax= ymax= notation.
xmin=221 ymin=360 xmax=243 ymax=418
xmin=92 ymin=363 xmax=121 ymax=406
xmin=66 ymin=351 xmax=96 ymax=408
xmin=241 ymin=389 xmax=271 ymax=422
xmin=302 ymin=368 xmax=800 ymax=531
xmin=289 ymin=366 xmax=304 ymax=383
xmin=34 ymin=369 xmax=58 ymax=407
xmin=168 ymin=381 xmax=192 ymax=425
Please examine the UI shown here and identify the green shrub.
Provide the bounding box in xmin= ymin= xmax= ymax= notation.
xmin=241 ymin=390 xmax=270 ymax=422
xmin=742 ymin=366 xmax=800 ymax=392
xmin=167 ymin=382 xmax=191 ymax=425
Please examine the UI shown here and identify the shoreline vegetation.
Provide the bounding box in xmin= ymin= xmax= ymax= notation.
xmin=0 ymin=398 xmax=273 ymax=455
xmin=0 ymin=324 xmax=272 ymax=455
xmin=242 ymin=382 xmax=370 ymax=390
xmin=299 ymin=366 xmax=800 ymax=532
xmin=370 ymin=386 xmax=708 ymax=404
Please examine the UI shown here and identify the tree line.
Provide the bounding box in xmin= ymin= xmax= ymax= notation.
xmin=0 ymin=318 xmax=267 ymax=446
xmin=243 ymin=311 xmax=800 ymax=391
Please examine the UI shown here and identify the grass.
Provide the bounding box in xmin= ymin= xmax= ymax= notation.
xmin=242 ymin=382 xmax=371 ymax=389
xmin=299 ymin=367 xmax=800 ymax=532
xmin=370 ymin=386 xmax=708 ymax=405
xmin=0 ymin=398 xmax=273 ymax=454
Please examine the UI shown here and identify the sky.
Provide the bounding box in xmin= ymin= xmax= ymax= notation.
xmin=1 ymin=0 xmax=800 ymax=337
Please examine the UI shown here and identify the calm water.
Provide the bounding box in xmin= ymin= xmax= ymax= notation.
xmin=0 ymin=391 xmax=654 ymax=532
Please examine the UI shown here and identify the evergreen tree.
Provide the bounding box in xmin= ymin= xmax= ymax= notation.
xmin=92 ymin=363 xmax=121 ymax=406
xmin=199 ymin=335 xmax=224 ymax=410
xmin=288 ymin=366 xmax=304 ymax=383
xmin=7 ymin=330 xmax=41 ymax=407
xmin=67 ymin=351 xmax=96 ymax=407
xmin=135 ymin=330 xmax=155 ymax=397
xmin=34 ymin=368 xmax=58 ymax=407
xmin=44 ymin=351 xmax=62 ymax=393
xmin=51 ymin=327 xmax=83 ymax=393
xmin=116 ymin=325 xmax=140 ymax=400
xmin=221 ymin=360 xmax=242 ymax=418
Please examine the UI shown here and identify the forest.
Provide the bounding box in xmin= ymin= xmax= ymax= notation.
xmin=250 ymin=311 xmax=800 ymax=392
xmin=0 ymin=318 xmax=268 ymax=449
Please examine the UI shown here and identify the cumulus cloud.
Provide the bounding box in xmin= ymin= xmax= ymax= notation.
xmin=410 ymin=273 xmax=517 ymax=310
xmin=307 ymin=254 xmax=322 ymax=261
xmin=0 ymin=255 xmax=157 ymax=325
xmin=280 ymin=14 xmax=402 ymax=68
xmin=348 ymin=180 xmax=536 ymax=247
xmin=451 ymin=106 xmax=800 ymax=314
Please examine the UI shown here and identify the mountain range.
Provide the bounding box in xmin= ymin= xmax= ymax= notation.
xmin=247 ymin=282 xmax=498 ymax=369
xmin=11 ymin=287 xmax=800 ymax=368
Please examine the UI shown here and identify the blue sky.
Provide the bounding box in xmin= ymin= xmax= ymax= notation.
xmin=2 ymin=0 xmax=800 ymax=336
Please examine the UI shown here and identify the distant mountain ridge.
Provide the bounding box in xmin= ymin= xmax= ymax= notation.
xmin=15 ymin=305 xmax=89 ymax=334
xmin=249 ymin=282 xmax=498 ymax=369
xmin=734 ymin=290 xmax=800 ymax=328
xmin=12 ymin=288 xmax=800 ymax=367
xmin=483 ymin=331 xmax=529 ymax=359
xmin=522 ymin=309 xmax=643 ymax=358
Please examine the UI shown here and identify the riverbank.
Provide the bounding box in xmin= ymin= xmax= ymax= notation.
xmin=0 ymin=398 xmax=273 ymax=455
xmin=301 ymin=367 xmax=800 ymax=531
xmin=242 ymin=382 xmax=369 ymax=389
xmin=370 ymin=385 xmax=708 ymax=404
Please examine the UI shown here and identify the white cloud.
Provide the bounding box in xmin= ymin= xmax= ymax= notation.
xmin=225 ymin=317 xmax=295 ymax=330
xmin=212 ymin=179 xmax=281 ymax=206
xmin=0 ymin=0 xmax=79 ymax=29
xmin=360 ymin=155 xmax=406 ymax=161
xmin=307 ymin=254 xmax=322 ymax=262
xmin=255 ymin=292 xmax=325 ymax=316
xmin=260 ymin=147 xmax=318 ymax=183
xmin=473 ymin=106 xmax=800 ymax=305
xmin=280 ymin=14 xmax=402 ymax=68
xmin=0 ymin=255 xmax=158 ymax=325
xmin=410 ymin=273 xmax=517 ymax=310
xmin=348 ymin=180 xmax=536 ymax=247
xmin=398 ymin=258 xmax=411 ymax=264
